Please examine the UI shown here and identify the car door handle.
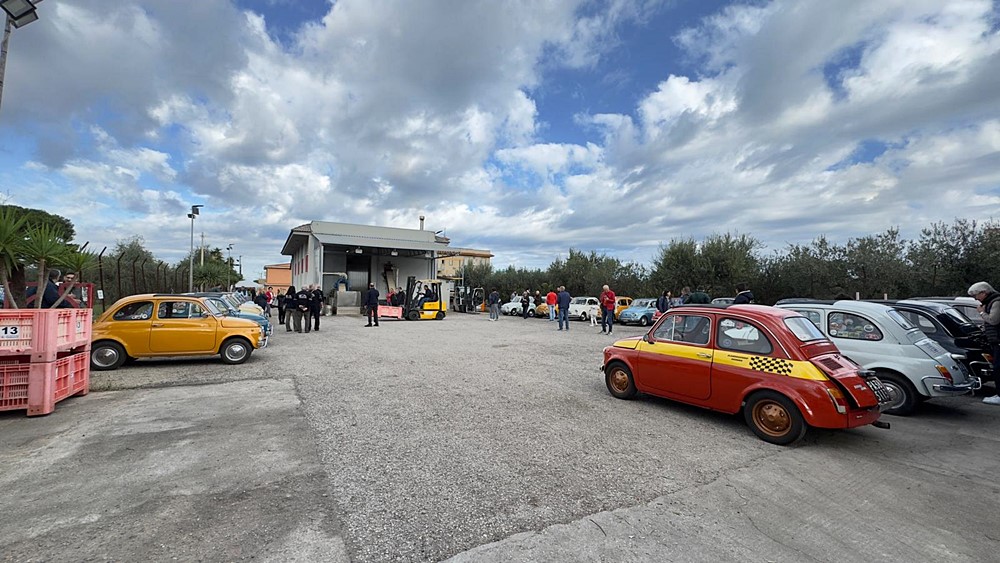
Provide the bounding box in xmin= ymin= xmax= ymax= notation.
xmin=151 ymin=323 xmax=164 ymax=327
xmin=696 ymin=352 xmax=712 ymax=359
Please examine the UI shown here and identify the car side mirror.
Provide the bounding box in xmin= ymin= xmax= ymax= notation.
xmin=642 ymin=333 xmax=651 ymax=343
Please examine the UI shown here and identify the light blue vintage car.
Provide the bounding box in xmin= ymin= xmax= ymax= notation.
xmin=617 ymin=298 xmax=658 ymax=326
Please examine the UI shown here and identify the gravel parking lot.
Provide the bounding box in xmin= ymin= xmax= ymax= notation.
xmin=68 ymin=312 xmax=1000 ymax=560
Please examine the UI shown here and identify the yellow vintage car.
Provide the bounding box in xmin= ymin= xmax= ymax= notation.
xmin=90 ymin=294 xmax=266 ymax=371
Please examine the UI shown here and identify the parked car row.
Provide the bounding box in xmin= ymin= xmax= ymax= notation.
xmin=90 ymin=292 xmax=269 ymax=371
xmin=602 ymin=297 xmax=992 ymax=445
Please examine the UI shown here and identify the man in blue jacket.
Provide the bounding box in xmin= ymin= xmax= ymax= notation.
xmin=557 ymin=286 xmax=572 ymax=331
xmin=364 ymin=283 xmax=380 ymax=327
xmin=26 ymin=269 xmax=75 ymax=308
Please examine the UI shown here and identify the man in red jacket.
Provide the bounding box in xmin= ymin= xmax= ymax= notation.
xmin=599 ymin=284 xmax=616 ymax=335
xmin=546 ymin=289 xmax=557 ymax=321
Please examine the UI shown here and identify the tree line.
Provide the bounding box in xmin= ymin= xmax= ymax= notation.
xmin=460 ymin=219 xmax=999 ymax=305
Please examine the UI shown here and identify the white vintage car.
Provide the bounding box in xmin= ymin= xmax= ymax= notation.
xmin=501 ymin=297 xmax=535 ymax=316
xmin=567 ymin=296 xmax=600 ymax=321
xmin=776 ymin=299 xmax=979 ymax=415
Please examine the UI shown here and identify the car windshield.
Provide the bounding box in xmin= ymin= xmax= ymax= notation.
xmin=784 ymin=316 xmax=827 ymax=342
xmin=633 ymin=299 xmax=654 ymax=308
xmin=571 ymin=297 xmax=588 ymax=304
xmin=887 ymin=309 xmax=916 ymax=330
xmin=201 ymin=298 xmax=223 ymax=316
xmin=942 ymin=307 xmax=976 ymax=327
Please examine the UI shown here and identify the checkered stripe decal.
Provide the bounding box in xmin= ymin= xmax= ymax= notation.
xmin=748 ymin=356 xmax=794 ymax=375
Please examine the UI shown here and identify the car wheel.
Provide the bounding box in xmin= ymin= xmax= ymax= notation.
xmin=639 ymin=316 xmax=650 ymax=327
xmin=743 ymin=391 xmax=807 ymax=445
xmin=876 ymin=370 xmax=919 ymax=416
xmin=220 ymin=338 xmax=252 ymax=365
xmin=91 ymin=341 xmax=126 ymax=371
xmin=407 ymin=310 xmax=420 ymax=321
xmin=580 ymin=312 xmax=588 ymax=322
xmin=605 ymin=362 xmax=637 ymax=399
xmin=528 ymin=309 xmax=535 ymax=317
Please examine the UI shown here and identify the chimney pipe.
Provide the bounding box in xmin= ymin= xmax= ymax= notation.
xmin=419 ymin=215 xmax=425 ymax=230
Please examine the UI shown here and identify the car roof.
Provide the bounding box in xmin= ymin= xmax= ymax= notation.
xmin=669 ymin=303 xmax=805 ymax=322
xmin=774 ymin=299 xmax=895 ymax=314
xmin=866 ymin=299 xmax=953 ymax=314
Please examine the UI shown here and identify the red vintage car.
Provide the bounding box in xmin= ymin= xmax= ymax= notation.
xmin=602 ymin=304 xmax=892 ymax=445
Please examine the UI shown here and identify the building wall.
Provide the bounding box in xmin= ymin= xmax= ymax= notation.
xmin=437 ymin=255 xmax=492 ymax=278
xmin=264 ymin=266 xmax=291 ymax=292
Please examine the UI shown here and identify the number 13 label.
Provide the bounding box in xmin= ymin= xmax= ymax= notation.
xmin=0 ymin=325 xmax=20 ymax=339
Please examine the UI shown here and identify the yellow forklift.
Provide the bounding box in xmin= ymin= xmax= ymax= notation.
xmin=402 ymin=276 xmax=447 ymax=320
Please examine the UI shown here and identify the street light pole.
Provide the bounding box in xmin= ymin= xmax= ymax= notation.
xmin=187 ymin=204 xmax=203 ymax=292
xmin=0 ymin=0 xmax=43 ymax=114
xmin=226 ymin=244 xmax=234 ymax=291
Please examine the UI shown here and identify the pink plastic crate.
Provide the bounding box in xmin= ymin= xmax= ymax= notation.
xmin=0 ymin=351 xmax=90 ymax=416
xmin=0 ymin=359 xmax=30 ymax=411
xmin=0 ymin=309 xmax=92 ymax=361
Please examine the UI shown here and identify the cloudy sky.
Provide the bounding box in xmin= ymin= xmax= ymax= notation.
xmin=2 ymin=0 xmax=998 ymax=280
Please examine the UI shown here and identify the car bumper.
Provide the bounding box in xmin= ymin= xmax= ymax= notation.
xmin=923 ymin=376 xmax=980 ymax=395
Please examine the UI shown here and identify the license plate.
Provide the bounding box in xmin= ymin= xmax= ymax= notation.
xmin=865 ymin=377 xmax=892 ymax=403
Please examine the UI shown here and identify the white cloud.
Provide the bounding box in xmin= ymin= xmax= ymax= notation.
xmin=3 ymin=0 xmax=999 ymax=279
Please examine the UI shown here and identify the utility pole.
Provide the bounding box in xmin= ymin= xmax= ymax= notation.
xmin=238 ymin=255 xmax=242 ymax=277
xmin=200 ymin=232 xmax=205 ymax=266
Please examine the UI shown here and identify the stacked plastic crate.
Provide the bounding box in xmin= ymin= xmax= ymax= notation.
xmin=0 ymin=309 xmax=92 ymax=416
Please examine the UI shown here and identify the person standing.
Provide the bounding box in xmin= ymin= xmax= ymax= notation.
xmin=311 ymin=284 xmax=324 ymax=331
xmin=688 ymin=288 xmax=711 ymax=304
xmin=733 ymin=282 xmax=754 ymax=304
xmin=599 ymin=285 xmax=616 ymax=335
xmin=364 ymin=282 xmax=380 ymax=327
xmin=294 ymin=285 xmax=313 ymax=333
xmin=521 ymin=290 xmax=531 ymax=319
xmin=264 ymin=286 xmax=275 ymax=317
xmin=969 ymin=282 xmax=1000 ymax=405
xmin=680 ymin=287 xmax=692 ymax=304
xmin=284 ymin=285 xmax=296 ymax=332
xmin=488 ymin=288 xmax=500 ymax=321
xmin=546 ymin=289 xmax=558 ymax=322
xmin=276 ymin=289 xmax=287 ymax=326
xmin=557 ymin=286 xmax=572 ymax=331
xmin=656 ymin=290 xmax=671 ymax=314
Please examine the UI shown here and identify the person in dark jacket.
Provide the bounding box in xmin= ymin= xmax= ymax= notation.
xmin=364 ymin=282 xmax=380 ymax=327
xmin=25 ymin=269 xmax=74 ymax=308
xmin=688 ymin=288 xmax=711 ymax=304
xmin=733 ymin=283 xmax=754 ymax=304
xmin=969 ymin=281 xmax=1000 ymax=405
xmin=488 ymin=288 xmax=500 ymax=321
xmin=294 ymin=285 xmax=313 ymax=333
xmin=311 ymin=285 xmax=324 ymax=331
xmin=656 ymin=290 xmax=671 ymax=313
xmin=283 ymin=285 xmax=296 ymax=332
xmin=276 ymin=289 xmax=287 ymax=325
xmin=556 ymin=286 xmax=572 ymax=331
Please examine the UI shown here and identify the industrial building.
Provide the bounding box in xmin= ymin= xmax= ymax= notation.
xmin=280 ymin=218 xmax=491 ymax=297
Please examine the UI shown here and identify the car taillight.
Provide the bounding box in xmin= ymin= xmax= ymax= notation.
xmin=984 ymin=352 xmax=994 ymax=363
xmin=825 ymin=386 xmax=848 ymax=414
xmin=934 ymin=364 xmax=954 ymax=383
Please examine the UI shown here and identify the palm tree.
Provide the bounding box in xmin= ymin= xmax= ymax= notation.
xmin=21 ymin=224 xmax=72 ymax=309
xmin=0 ymin=207 xmax=26 ymax=308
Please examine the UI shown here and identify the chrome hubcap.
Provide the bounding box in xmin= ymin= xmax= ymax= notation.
xmin=93 ymin=347 xmax=119 ymax=367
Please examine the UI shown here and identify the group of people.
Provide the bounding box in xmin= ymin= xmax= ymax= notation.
xmin=278 ymin=285 xmax=325 ymax=333
xmin=24 ymin=269 xmax=81 ymax=308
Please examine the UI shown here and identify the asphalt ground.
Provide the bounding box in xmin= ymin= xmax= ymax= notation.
xmin=1 ymin=310 xmax=997 ymax=562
